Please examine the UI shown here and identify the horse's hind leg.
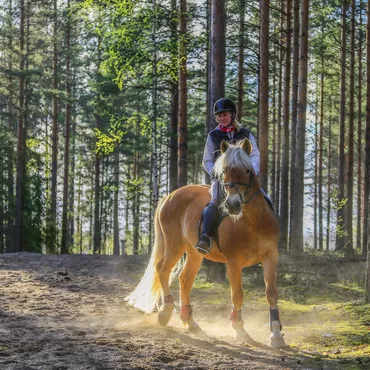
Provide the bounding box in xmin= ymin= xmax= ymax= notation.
xmin=262 ymin=255 xmax=286 ymax=349
xmin=178 ymin=251 xmax=206 ymax=337
xmin=157 ymin=241 xmax=185 ymax=326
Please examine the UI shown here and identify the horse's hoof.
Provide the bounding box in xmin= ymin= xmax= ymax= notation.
xmin=270 ymin=333 xmax=286 ymax=349
xmin=157 ymin=304 xmax=174 ymax=326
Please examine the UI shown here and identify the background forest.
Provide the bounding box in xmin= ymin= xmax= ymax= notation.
xmin=0 ymin=0 xmax=369 ymax=262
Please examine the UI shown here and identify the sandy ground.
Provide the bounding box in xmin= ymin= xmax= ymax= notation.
xmin=0 ymin=253 xmax=322 ymax=370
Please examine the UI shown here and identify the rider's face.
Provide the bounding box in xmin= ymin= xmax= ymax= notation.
xmin=216 ymin=111 xmax=233 ymax=127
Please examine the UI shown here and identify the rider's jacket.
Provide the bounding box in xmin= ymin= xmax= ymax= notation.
xmin=202 ymin=126 xmax=260 ymax=178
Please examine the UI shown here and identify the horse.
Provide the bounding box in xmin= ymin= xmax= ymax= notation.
xmin=125 ymin=139 xmax=286 ymax=349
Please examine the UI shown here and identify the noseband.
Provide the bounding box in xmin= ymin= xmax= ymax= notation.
xmin=221 ymin=170 xmax=262 ymax=206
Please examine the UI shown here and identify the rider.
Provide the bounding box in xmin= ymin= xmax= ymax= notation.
xmin=195 ymin=98 xmax=260 ymax=254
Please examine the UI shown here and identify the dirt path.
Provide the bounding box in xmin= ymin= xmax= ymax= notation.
xmin=0 ymin=253 xmax=320 ymax=370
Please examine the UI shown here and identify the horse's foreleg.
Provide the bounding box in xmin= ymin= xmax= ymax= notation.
xmin=179 ymin=252 xmax=206 ymax=337
xmin=227 ymin=262 xmax=258 ymax=345
xmin=262 ymin=256 xmax=286 ymax=349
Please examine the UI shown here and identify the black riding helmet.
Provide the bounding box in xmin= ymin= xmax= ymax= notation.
xmin=213 ymin=98 xmax=237 ymax=123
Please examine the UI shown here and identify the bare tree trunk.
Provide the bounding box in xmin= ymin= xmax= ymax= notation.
xmin=113 ymin=145 xmax=120 ymax=255
xmin=318 ymin=71 xmax=324 ymax=250
xmin=336 ymin=0 xmax=347 ymax=251
xmin=61 ymin=0 xmax=71 ymax=254
xmin=326 ymin=97 xmax=333 ymax=251
xmin=169 ymin=0 xmax=178 ymax=193
xmin=47 ymin=0 xmax=59 ymax=254
xmin=358 ymin=0 xmax=364 ymax=254
xmin=14 ymin=0 xmax=26 ymax=253
xmin=210 ymin=0 xmax=226 ymax=131
xmin=6 ymin=0 xmax=15 ymax=252
xmin=345 ymin=0 xmax=355 ymax=255
xmin=258 ymin=0 xmax=270 ymax=190
xmin=271 ymin=57 xmax=277 ymax=206
xmin=178 ymin=0 xmax=188 ymax=187
xmin=275 ymin=12 xmax=283 ymax=215
xmin=363 ymin=0 xmax=370 ymax=260
xmin=280 ymin=0 xmax=292 ymax=251
xmin=236 ymin=0 xmax=245 ymax=121
xmin=289 ymin=0 xmax=300 ymax=252
xmin=93 ymin=34 xmax=102 ymax=255
xmin=314 ymin=90 xmax=318 ymax=250
xmin=207 ymin=0 xmax=226 ymax=283
xmin=290 ymin=0 xmax=309 ymax=255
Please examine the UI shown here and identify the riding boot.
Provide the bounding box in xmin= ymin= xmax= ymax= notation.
xmin=196 ymin=203 xmax=220 ymax=254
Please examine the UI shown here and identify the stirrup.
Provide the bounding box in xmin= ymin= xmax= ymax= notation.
xmin=195 ymin=235 xmax=212 ymax=254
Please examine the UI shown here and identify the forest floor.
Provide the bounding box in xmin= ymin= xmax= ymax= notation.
xmin=0 ymin=252 xmax=369 ymax=370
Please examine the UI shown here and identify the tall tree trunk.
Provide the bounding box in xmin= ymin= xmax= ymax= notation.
xmin=289 ymin=0 xmax=300 ymax=252
xmin=93 ymin=34 xmax=102 ymax=255
xmin=318 ymin=71 xmax=324 ymax=250
xmin=326 ymin=97 xmax=333 ymax=251
xmin=151 ymin=0 xmax=159 ymax=222
xmin=363 ymin=0 xmax=370 ymax=263
xmin=61 ymin=0 xmax=71 ymax=254
xmin=314 ymin=90 xmax=318 ymax=250
xmin=207 ymin=0 xmax=226 ymax=283
xmin=236 ymin=0 xmax=245 ymax=120
xmin=178 ymin=0 xmax=188 ymax=187
xmin=258 ymin=0 xmax=270 ymax=190
xmin=169 ymin=0 xmax=178 ymax=193
xmin=6 ymin=0 xmax=15 ymax=252
xmin=47 ymin=0 xmax=59 ymax=254
xmin=336 ymin=0 xmax=347 ymax=251
xmin=280 ymin=0 xmax=292 ymax=251
xmin=271 ymin=56 xmax=277 ymax=206
xmin=113 ymin=145 xmax=120 ymax=255
xmin=210 ymin=0 xmax=226 ymax=130
xmin=358 ymin=0 xmax=364 ymax=254
xmin=345 ymin=0 xmax=355 ymax=255
xmin=205 ymin=0 xmax=212 ymax=185
xmin=290 ymin=0 xmax=309 ymax=255
xmin=14 ymin=0 xmax=26 ymax=253
xmin=275 ymin=11 xmax=283 ymax=215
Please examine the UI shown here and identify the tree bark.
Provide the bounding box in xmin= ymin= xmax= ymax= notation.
xmin=258 ymin=0 xmax=270 ymax=190
xmin=169 ymin=0 xmax=178 ymax=193
xmin=178 ymin=0 xmax=188 ymax=187
xmin=236 ymin=0 xmax=245 ymax=121
xmin=336 ymin=0 xmax=347 ymax=251
xmin=289 ymin=0 xmax=300 ymax=252
xmin=61 ymin=0 xmax=71 ymax=254
xmin=14 ymin=0 xmax=26 ymax=253
xmin=358 ymin=0 xmax=364 ymax=254
xmin=363 ymin=0 xmax=370 ymax=259
xmin=280 ymin=0 xmax=292 ymax=251
xmin=290 ymin=0 xmax=309 ymax=255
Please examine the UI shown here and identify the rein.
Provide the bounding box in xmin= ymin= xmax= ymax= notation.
xmin=220 ymin=171 xmax=262 ymax=206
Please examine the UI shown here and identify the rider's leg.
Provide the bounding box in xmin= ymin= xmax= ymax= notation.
xmin=195 ymin=181 xmax=220 ymax=254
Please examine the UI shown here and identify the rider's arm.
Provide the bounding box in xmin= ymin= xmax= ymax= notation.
xmin=202 ymin=135 xmax=216 ymax=177
xmin=248 ymin=132 xmax=260 ymax=176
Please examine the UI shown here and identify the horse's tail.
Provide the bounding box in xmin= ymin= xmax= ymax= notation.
xmin=124 ymin=198 xmax=182 ymax=314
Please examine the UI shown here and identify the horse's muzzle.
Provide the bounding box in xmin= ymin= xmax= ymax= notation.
xmin=225 ymin=195 xmax=242 ymax=215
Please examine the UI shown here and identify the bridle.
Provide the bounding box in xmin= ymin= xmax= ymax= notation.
xmin=220 ymin=169 xmax=262 ymax=206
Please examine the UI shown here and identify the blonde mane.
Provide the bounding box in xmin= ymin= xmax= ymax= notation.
xmin=213 ymin=143 xmax=253 ymax=179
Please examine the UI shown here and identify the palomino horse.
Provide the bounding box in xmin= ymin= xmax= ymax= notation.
xmin=125 ymin=139 xmax=286 ymax=348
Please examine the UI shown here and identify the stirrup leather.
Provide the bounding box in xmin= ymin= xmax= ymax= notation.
xmin=196 ymin=235 xmax=212 ymax=254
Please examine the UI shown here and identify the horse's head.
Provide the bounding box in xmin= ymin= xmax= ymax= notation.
xmin=213 ymin=139 xmax=257 ymax=218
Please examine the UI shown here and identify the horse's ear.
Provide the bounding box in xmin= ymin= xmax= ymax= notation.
xmin=241 ymin=139 xmax=253 ymax=155
xmin=220 ymin=140 xmax=229 ymax=154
